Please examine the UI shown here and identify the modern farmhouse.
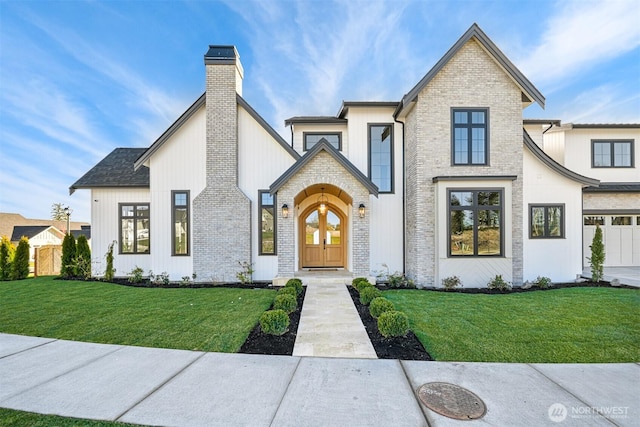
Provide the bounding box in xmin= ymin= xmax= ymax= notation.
xmin=71 ymin=24 xmax=639 ymax=287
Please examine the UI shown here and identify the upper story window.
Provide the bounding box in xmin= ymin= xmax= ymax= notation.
xmin=172 ymin=191 xmax=189 ymax=256
xmin=259 ymin=190 xmax=276 ymax=255
xmin=369 ymin=124 xmax=393 ymax=193
xmin=120 ymin=203 xmax=150 ymax=254
xmin=304 ymin=133 xmax=341 ymax=151
xmin=530 ymin=205 xmax=564 ymax=238
xmin=592 ymin=140 xmax=634 ymax=168
xmin=449 ymin=189 xmax=502 ymax=256
xmin=452 ymin=109 xmax=488 ymax=165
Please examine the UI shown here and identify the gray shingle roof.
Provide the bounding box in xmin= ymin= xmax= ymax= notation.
xmin=70 ymin=148 xmax=149 ymax=194
xmin=11 ymin=225 xmax=55 ymax=241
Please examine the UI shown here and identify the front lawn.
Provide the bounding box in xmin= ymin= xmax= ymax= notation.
xmin=384 ymin=287 xmax=640 ymax=363
xmin=0 ymin=277 xmax=275 ymax=353
xmin=0 ymin=408 xmax=136 ymax=427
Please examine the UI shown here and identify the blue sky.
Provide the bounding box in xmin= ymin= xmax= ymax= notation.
xmin=1 ymin=0 xmax=639 ymax=223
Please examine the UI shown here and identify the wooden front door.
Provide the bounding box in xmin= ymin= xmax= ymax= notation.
xmin=302 ymin=207 xmax=344 ymax=268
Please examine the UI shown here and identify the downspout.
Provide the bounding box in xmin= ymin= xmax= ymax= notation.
xmin=394 ymin=114 xmax=406 ymax=276
xmin=290 ymin=124 xmax=294 ymax=149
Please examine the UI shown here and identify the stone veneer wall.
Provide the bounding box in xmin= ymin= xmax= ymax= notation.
xmin=404 ymin=39 xmax=525 ymax=286
xmin=193 ymin=55 xmax=251 ymax=282
xmin=276 ymin=151 xmax=372 ymax=277
xmin=584 ymin=193 xmax=640 ymax=211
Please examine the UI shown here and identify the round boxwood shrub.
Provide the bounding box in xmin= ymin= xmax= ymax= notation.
xmin=369 ymin=297 xmax=395 ymax=319
xmin=352 ymin=277 xmax=371 ymax=291
xmin=273 ymin=293 xmax=297 ymax=314
xmin=259 ymin=309 xmax=290 ymax=336
xmin=359 ymin=286 xmax=382 ymax=305
xmin=377 ymin=310 xmax=410 ymax=338
xmin=278 ymin=286 xmax=298 ymax=298
xmin=285 ymin=278 xmax=303 ymax=296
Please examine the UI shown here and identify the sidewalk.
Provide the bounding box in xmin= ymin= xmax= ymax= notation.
xmin=1 ymin=333 xmax=638 ymax=426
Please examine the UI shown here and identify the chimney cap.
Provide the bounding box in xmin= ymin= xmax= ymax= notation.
xmin=204 ymin=45 xmax=238 ymax=63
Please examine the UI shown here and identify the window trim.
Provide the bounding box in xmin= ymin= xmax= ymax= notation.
xmin=368 ymin=123 xmax=394 ymax=194
xmin=451 ymin=108 xmax=490 ymax=166
xmin=591 ymin=139 xmax=634 ymax=168
xmin=529 ymin=204 xmax=565 ymax=239
xmin=171 ymin=190 xmax=190 ymax=256
xmin=303 ymin=132 xmax=342 ymax=151
xmin=258 ymin=190 xmax=277 ymax=256
xmin=447 ymin=188 xmax=503 ymax=257
xmin=118 ymin=203 xmax=150 ymax=255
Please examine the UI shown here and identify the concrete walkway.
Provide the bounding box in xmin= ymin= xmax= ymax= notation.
xmin=292 ymin=278 xmax=376 ymax=358
xmin=582 ymin=266 xmax=640 ymax=287
xmin=1 ymin=333 xmax=638 ymax=426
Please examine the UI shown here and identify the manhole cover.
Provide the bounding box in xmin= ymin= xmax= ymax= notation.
xmin=417 ymin=382 xmax=486 ymax=420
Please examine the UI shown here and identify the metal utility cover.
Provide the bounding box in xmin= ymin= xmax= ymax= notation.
xmin=417 ymin=382 xmax=486 ymax=420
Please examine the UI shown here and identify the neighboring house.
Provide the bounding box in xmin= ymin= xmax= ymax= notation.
xmin=526 ymin=123 xmax=639 ymax=267
xmin=0 ymin=213 xmax=89 ymax=240
xmin=72 ymin=24 xmax=619 ymax=287
xmin=10 ymin=225 xmax=65 ymax=269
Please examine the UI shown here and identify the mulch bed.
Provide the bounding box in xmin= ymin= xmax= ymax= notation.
xmin=376 ymin=280 xmax=637 ymax=294
xmin=239 ymin=287 xmax=306 ymax=356
xmin=347 ymin=286 xmax=433 ymax=361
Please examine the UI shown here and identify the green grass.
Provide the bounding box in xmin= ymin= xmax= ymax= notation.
xmin=0 ymin=277 xmax=275 ymax=353
xmin=385 ymin=287 xmax=640 ymax=363
xmin=0 ymin=408 xmax=139 ymax=427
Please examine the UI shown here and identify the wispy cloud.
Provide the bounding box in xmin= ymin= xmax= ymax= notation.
xmin=559 ymin=84 xmax=640 ymax=123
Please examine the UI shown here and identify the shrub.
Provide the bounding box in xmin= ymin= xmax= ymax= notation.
xmin=359 ymin=286 xmax=382 ymax=305
xmin=104 ymin=241 xmax=116 ymax=281
xmin=285 ymin=278 xmax=303 ymax=296
xmin=128 ymin=266 xmax=145 ymax=283
xmin=352 ymin=277 xmax=371 ymax=291
xmin=369 ymin=297 xmax=395 ymax=319
xmin=273 ymin=293 xmax=297 ymax=314
xmin=357 ymin=281 xmax=374 ymax=294
xmin=378 ymin=311 xmax=410 ymax=338
xmin=387 ymin=271 xmax=415 ymax=288
xmin=60 ymin=233 xmax=76 ymax=278
xmin=236 ymin=261 xmax=254 ymax=284
xmin=588 ymin=225 xmax=605 ymax=283
xmin=442 ymin=275 xmax=462 ymax=291
xmin=0 ymin=236 xmax=15 ymax=281
xmin=487 ymin=274 xmax=512 ymax=291
xmin=533 ymin=276 xmax=552 ymax=289
xmin=75 ymin=235 xmax=92 ymax=279
xmin=278 ymin=286 xmax=298 ymax=298
xmin=259 ymin=309 xmax=290 ymax=336
xmin=10 ymin=237 xmax=30 ymax=280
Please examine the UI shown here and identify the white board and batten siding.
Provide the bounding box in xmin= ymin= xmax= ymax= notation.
xmin=238 ymin=106 xmax=297 ymax=280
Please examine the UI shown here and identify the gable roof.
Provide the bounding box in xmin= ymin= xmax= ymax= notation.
xmin=523 ymin=130 xmax=599 ymax=187
xmin=70 ymin=148 xmax=149 ymax=194
xmin=11 ymin=225 xmax=63 ymax=242
xmin=395 ymin=23 xmax=545 ymax=118
xmin=270 ymin=139 xmax=378 ymax=196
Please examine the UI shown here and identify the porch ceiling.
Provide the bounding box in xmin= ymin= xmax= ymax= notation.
xmin=294 ymin=183 xmax=352 ymax=206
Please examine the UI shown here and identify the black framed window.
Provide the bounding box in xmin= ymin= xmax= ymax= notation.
xmin=172 ymin=191 xmax=189 ymax=255
xmin=452 ymin=109 xmax=488 ymax=165
xmin=592 ymin=140 xmax=634 ymax=168
xmin=119 ymin=203 xmax=150 ymax=254
xmin=304 ymin=133 xmax=341 ymax=151
xmin=584 ymin=216 xmax=604 ymax=226
xmin=530 ymin=205 xmax=564 ymax=238
xmin=449 ymin=189 xmax=502 ymax=256
xmin=369 ymin=124 xmax=393 ymax=193
xmin=259 ymin=190 xmax=276 ymax=255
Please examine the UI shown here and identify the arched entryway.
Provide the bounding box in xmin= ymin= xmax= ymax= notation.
xmin=300 ymin=204 xmax=346 ymax=268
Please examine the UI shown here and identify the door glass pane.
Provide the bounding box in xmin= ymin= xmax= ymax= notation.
xmin=584 ymin=216 xmax=604 ymax=226
xmin=450 ymin=210 xmax=474 ymax=255
xmin=612 ymin=216 xmax=632 ymax=225
xmin=306 ymin=211 xmax=320 ymax=244
xmin=326 ymin=210 xmax=340 ymax=244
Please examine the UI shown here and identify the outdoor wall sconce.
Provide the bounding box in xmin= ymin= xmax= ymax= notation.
xmin=359 ymin=203 xmax=366 ymax=218
xmin=282 ymin=204 xmax=289 ymax=218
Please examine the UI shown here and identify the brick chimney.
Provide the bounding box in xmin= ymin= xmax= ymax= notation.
xmin=193 ymin=46 xmax=251 ymax=282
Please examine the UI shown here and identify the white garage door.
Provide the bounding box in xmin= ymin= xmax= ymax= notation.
xmin=583 ymin=215 xmax=640 ymax=267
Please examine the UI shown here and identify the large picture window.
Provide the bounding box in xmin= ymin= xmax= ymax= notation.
xmin=172 ymin=191 xmax=189 ymax=255
xmin=259 ymin=190 xmax=276 ymax=255
xmin=452 ymin=109 xmax=488 ymax=165
xmin=369 ymin=124 xmax=393 ymax=193
xmin=449 ymin=190 xmax=502 ymax=256
xmin=592 ymin=140 xmax=634 ymax=168
xmin=530 ymin=205 xmax=564 ymax=238
xmin=119 ymin=203 xmax=150 ymax=254
xmin=304 ymin=133 xmax=341 ymax=151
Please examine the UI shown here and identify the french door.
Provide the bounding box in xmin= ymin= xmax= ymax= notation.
xmin=301 ymin=207 xmax=344 ymax=268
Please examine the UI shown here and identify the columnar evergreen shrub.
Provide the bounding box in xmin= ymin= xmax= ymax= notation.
xmin=75 ymin=235 xmax=92 ymax=279
xmin=10 ymin=237 xmax=30 ymax=280
xmin=273 ymin=293 xmax=297 ymax=314
xmin=377 ymin=311 xmax=410 ymax=338
xmin=359 ymin=286 xmax=382 ymax=305
xmin=259 ymin=309 xmax=290 ymax=335
xmin=285 ymin=278 xmax=303 ymax=296
xmin=0 ymin=236 xmax=14 ymax=281
xmin=104 ymin=241 xmax=116 ymax=281
xmin=369 ymin=297 xmax=395 ymax=319
xmin=588 ymin=225 xmax=605 ymax=283
xmin=60 ymin=233 xmax=76 ymax=278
